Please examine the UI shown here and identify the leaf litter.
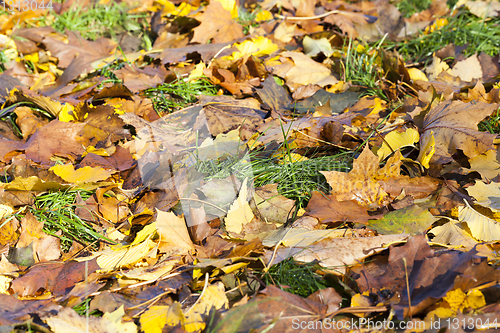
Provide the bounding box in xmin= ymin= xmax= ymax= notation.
xmin=0 ymin=0 xmax=500 ymax=331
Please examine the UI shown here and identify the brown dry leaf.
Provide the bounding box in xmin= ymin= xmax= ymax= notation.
xmin=253 ymin=184 xmax=295 ymax=224
xmin=191 ymin=1 xmax=244 ymax=44
xmin=352 ymin=234 xmax=489 ymax=319
xmin=274 ymin=51 xmax=338 ymax=92
xmin=95 ymin=187 xmax=130 ymax=224
xmin=0 ymin=294 xmax=59 ymax=326
xmin=419 ymin=100 xmax=498 ymax=164
xmin=305 ymin=191 xmax=377 ymax=224
xmin=321 ymin=147 xmax=402 ymax=208
xmin=0 ymin=137 xmax=23 ymax=163
xmin=202 ymin=102 xmax=265 ymax=137
xmin=208 ymin=285 xmax=333 ymax=332
xmin=21 ymin=119 xmax=85 ymax=165
xmin=76 ymin=104 xmax=131 ymax=147
xmin=324 ymin=11 xmax=371 ymax=38
xmin=265 ymin=234 xmax=407 ymax=275
xmin=14 ymin=106 xmax=48 ymax=139
xmin=10 ymin=259 xmax=100 ymax=297
xmin=378 ymin=175 xmax=440 ymax=200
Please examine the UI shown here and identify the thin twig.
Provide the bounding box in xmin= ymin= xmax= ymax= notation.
xmin=276 ymin=10 xmax=339 ymax=21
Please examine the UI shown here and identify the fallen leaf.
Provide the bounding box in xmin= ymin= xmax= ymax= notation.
xmin=265 ymin=234 xmax=407 ymax=275
xmin=458 ymin=201 xmax=500 ymax=241
xmin=22 ymin=119 xmax=85 ymax=165
xmin=45 ymin=306 xmax=136 ymax=333
xmin=368 ymin=204 xmax=439 ymax=235
xmin=156 ymin=209 xmax=195 ymax=255
xmin=275 ymin=51 xmax=338 ymax=92
xmin=419 ymin=100 xmax=498 ymax=164
xmin=306 ymin=191 xmax=376 ymax=224
xmin=253 ymin=184 xmax=295 ymax=224
xmin=191 ymin=1 xmax=244 ymax=44
xmin=450 ymin=54 xmax=483 ymax=82
xmin=50 ymin=164 xmax=115 ymax=184
xmin=467 ymin=180 xmax=500 ymax=211
xmin=224 ymin=178 xmax=254 ymax=235
xmin=321 ymin=147 xmax=402 ymax=208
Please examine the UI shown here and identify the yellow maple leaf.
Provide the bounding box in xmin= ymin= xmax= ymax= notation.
xmin=321 ymin=147 xmax=401 ymax=208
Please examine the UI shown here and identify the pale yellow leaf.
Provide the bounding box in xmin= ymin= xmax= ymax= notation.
xmin=156 ymin=209 xmax=194 ymax=254
xmin=458 ymin=201 xmax=500 ymax=241
xmin=430 ymin=221 xmax=478 ymax=250
xmin=450 ymin=54 xmax=482 ymax=82
xmin=224 ymin=178 xmax=254 ymax=234
xmin=303 ymin=36 xmax=333 ymax=57
xmin=467 ymin=180 xmax=500 ymax=212
xmin=96 ymin=239 xmax=157 ymax=272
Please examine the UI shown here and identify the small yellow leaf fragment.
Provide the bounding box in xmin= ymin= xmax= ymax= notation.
xmin=184 ymin=282 xmax=229 ymax=332
xmin=407 ymin=67 xmax=429 ymax=82
xmin=0 ymin=275 xmax=12 ymax=294
xmin=50 ymin=164 xmax=115 ymax=183
xmin=377 ymin=128 xmax=419 ymax=161
xmin=443 ymin=288 xmax=466 ymax=312
xmin=225 ymin=36 xmax=279 ymax=61
xmin=224 ymin=178 xmax=254 ymax=234
xmin=255 ymin=9 xmax=273 ymax=21
xmin=417 ymin=131 xmax=435 ymax=168
xmin=58 ymin=103 xmax=77 ymax=122
xmin=464 ymin=289 xmax=486 ymax=309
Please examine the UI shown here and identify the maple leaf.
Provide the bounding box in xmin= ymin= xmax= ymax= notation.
xmin=321 ymin=146 xmax=401 ymax=208
xmin=419 ymin=100 xmax=498 ymax=164
xmin=191 ymin=1 xmax=244 ymax=44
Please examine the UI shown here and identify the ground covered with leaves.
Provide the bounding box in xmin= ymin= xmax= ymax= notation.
xmin=1 ymin=0 xmax=500 ymax=331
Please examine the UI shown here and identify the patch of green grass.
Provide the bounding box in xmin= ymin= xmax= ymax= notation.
xmin=238 ymin=8 xmax=258 ymax=35
xmin=144 ymin=77 xmax=218 ymax=116
xmin=396 ymin=0 xmax=432 ymax=18
xmin=14 ymin=190 xmax=110 ymax=251
xmin=252 ymin=154 xmax=351 ymax=209
xmin=386 ymin=9 xmax=500 ymax=64
xmin=479 ymin=108 xmax=500 ymax=133
xmin=73 ymin=298 xmax=103 ymax=317
xmin=261 ymin=257 xmax=329 ymax=297
xmin=340 ymin=38 xmax=388 ymax=100
xmin=50 ymin=2 xmax=148 ymax=41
